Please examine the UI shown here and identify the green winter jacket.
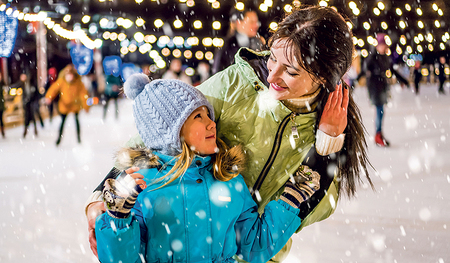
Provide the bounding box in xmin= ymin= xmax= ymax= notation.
xmin=117 ymin=48 xmax=340 ymax=261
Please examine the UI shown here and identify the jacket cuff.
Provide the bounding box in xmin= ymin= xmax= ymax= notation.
xmin=276 ymin=199 xmax=300 ymax=216
xmin=315 ymin=129 xmax=345 ymax=156
xmin=84 ymin=190 xmax=103 ymax=216
xmin=104 ymin=212 xmax=133 ymax=229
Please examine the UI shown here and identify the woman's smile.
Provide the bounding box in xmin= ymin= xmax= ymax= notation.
xmin=270 ymin=83 xmax=287 ymax=91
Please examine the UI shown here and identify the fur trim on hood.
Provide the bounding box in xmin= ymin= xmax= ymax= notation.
xmin=114 ymin=146 xmax=161 ymax=171
xmin=114 ymin=144 xmax=246 ymax=181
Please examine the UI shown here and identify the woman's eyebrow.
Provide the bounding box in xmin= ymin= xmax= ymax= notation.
xmin=270 ymin=49 xmax=301 ymax=72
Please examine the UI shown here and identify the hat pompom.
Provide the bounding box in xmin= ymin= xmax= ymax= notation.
xmin=124 ymin=73 xmax=151 ymax=100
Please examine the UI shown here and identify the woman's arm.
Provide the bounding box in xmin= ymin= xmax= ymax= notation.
xmin=390 ymin=66 xmax=410 ymax=87
xmin=234 ymin=176 xmax=301 ymax=263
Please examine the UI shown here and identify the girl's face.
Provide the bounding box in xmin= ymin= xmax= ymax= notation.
xmin=180 ymin=106 xmax=217 ymax=156
xmin=266 ymin=38 xmax=321 ymax=100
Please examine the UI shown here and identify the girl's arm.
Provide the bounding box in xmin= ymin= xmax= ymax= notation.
xmin=96 ymin=213 xmax=143 ymax=263
xmin=234 ymin=176 xmax=302 ymax=263
xmin=95 ymin=173 xmax=147 ymax=263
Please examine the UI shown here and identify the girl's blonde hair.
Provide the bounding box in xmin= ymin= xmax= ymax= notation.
xmin=152 ymin=138 xmax=245 ymax=190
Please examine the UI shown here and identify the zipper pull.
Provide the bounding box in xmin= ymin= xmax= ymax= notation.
xmin=291 ymin=125 xmax=299 ymax=139
xmin=290 ymin=113 xmax=299 ymax=139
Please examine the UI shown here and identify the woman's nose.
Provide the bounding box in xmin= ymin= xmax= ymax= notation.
xmin=267 ymin=65 xmax=280 ymax=83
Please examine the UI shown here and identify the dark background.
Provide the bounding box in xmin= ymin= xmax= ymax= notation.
xmin=3 ymin=0 xmax=450 ymax=78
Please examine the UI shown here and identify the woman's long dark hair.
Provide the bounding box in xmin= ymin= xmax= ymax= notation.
xmin=268 ymin=6 xmax=374 ymax=198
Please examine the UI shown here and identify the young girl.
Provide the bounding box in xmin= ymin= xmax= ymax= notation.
xmin=95 ymin=75 xmax=319 ymax=263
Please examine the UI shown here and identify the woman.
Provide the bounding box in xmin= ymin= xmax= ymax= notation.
xmin=86 ymin=6 xmax=373 ymax=261
xmin=45 ymin=64 xmax=89 ymax=145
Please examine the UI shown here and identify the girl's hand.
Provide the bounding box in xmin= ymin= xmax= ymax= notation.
xmin=102 ymin=169 xmax=145 ymax=219
xmin=125 ymin=167 xmax=147 ymax=190
xmin=318 ymin=82 xmax=349 ymax=137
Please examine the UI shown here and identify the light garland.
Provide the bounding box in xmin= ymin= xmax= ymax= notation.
xmin=0 ymin=3 xmax=100 ymax=50
xmin=2 ymin=0 xmax=448 ymax=66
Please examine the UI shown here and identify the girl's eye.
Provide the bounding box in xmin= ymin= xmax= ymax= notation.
xmin=194 ymin=113 xmax=202 ymax=119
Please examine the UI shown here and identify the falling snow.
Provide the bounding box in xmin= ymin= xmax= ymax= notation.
xmin=1 ymin=84 xmax=449 ymax=262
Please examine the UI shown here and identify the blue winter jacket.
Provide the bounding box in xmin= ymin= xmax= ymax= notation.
xmin=96 ymin=152 xmax=301 ymax=263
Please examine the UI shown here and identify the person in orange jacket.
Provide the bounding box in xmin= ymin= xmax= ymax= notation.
xmin=45 ymin=65 xmax=89 ymax=145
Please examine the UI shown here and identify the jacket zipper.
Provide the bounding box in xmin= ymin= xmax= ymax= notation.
xmin=251 ymin=112 xmax=294 ymax=199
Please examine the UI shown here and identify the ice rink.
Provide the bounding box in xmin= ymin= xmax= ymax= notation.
xmin=1 ymin=83 xmax=449 ymax=262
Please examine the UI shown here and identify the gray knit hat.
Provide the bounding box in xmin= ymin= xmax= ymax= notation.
xmin=123 ymin=73 xmax=215 ymax=156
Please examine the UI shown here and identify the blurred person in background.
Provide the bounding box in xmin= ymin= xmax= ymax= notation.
xmin=44 ymin=67 xmax=59 ymax=123
xmin=11 ymin=71 xmax=43 ymax=138
xmin=0 ymin=73 xmax=5 ymax=138
xmin=103 ymin=74 xmax=122 ymax=120
xmin=413 ymin=61 xmax=423 ymax=95
xmin=212 ymin=8 xmax=265 ymax=74
xmin=45 ymin=65 xmax=89 ymax=146
xmin=437 ymin=56 xmax=448 ymax=95
xmin=357 ymin=33 xmax=409 ymax=147
xmin=162 ymin=58 xmax=192 ymax=85
xmin=192 ymin=61 xmax=211 ymax=86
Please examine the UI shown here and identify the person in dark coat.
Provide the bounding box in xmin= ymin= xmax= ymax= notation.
xmin=212 ymin=8 xmax=265 ymax=74
xmin=0 ymin=74 xmax=5 ymax=138
xmin=413 ymin=61 xmax=423 ymax=95
xmin=437 ymin=56 xmax=448 ymax=94
xmin=12 ymin=72 xmax=43 ymax=138
xmin=357 ymin=33 xmax=409 ymax=147
xmin=103 ymin=74 xmax=122 ymax=119
xmin=44 ymin=67 xmax=59 ymax=122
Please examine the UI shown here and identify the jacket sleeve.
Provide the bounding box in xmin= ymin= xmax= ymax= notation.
xmin=45 ymin=80 xmax=62 ymax=101
xmin=95 ymin=212 xmax=144 ymax=263
xmin=234 ymin=176 xmax=301 ymax=263
xmin=296 ymin=145 xmax=339 ymax=224
xmin=79 ymin=82 xmax=90 ymax=111
xmin=390 ymin=65 xmax=409 ymax=86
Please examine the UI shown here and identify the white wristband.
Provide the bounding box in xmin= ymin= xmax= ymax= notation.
xmin=84 ymin=191 xmax=103 ymax=216
xmin=315 ymin=129 xmax=345 ymax=156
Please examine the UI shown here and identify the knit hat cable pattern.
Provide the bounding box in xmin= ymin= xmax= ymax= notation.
xmin=123 ymin=74 xmax=214 ymax=156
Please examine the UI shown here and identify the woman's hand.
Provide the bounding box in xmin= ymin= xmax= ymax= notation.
xmin=87 ymin=201 xmax=105 ymax=258
xmin=318 ymin=82 xmax=349 ymax=137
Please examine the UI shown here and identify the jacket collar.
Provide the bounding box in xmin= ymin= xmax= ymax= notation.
xmin=155 ymin=152 xmax=212 ymax=169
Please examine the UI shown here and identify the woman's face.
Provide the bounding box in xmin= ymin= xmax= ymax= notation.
xmin=180 ymin=106 xmax=217 ymax=156
xmin=267 ymin=38 xmax=321 ymax=100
